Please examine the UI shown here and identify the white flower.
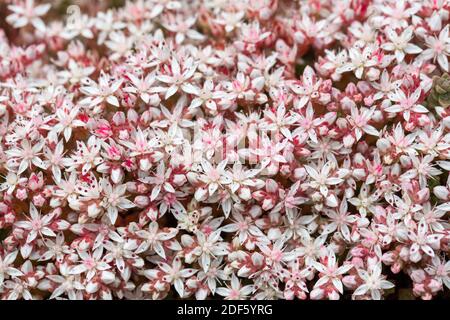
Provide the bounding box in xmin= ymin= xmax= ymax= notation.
xmin=58 ymin=59 xmax=95 ymax=85
xmin=336 ymin=46 xmax=377 ymax=79
xmin=304 ymin=161 xmax=343 ymax=197
xmin=353 ymin=262 xmax=394 ymax=300
xmin=80 ymin=71 xmax=123 ymax=108
xmin=408 ymin=218 xmax=444 ymax=262
xmin=215 ymin=11 xmax=245 ymax=33
xmin=144 ymin=257 xmax=198 ymax=297
xmin=140 ymin=161 xmax=175 ymax=201
xmin=43 ymin=140 xmax=72 ymax=183
xmin=195 ymin=159 xmax=231 ymax=199
xmin=123 ymin=72 xmax=159 ymax=104
xmin=426 ymin=256 xmax=450 ymax=290
xmin=295 ymin=233 xmax=327 ymax=266
xmin=70 ymin=247 xmax=111 ymax=282
xmin=0 ymin=171 xmax=27 ymax=195
xmin=348 ymin=105 xmax=379 ymax=140
xmin=400 ymin=153 xmax=442 ymax=188
xmin=381 ymin=27 xmax=422 ymax=62
xmin=371 ymin=69 xmax=402 ymax=101
xmin=0 ymin=251 xmax=23 ymax=286
xmin=313 ymin=250 xmax=353 ymax=294
xmin=191 ymin=230 xmax=229 ymax=272
xmin=6 ymin=0 xmax=50 ymax=32
xmin=100 ymin=179 xmax=135 ymax=224
xmin=216 ymin=274 xmax=254 ymax=300
xmin=292 ymin=103 xmax=324 ymax=143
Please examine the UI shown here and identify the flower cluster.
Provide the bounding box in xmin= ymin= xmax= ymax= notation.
xmin=0 ymin=0 xmax=449 ymax=300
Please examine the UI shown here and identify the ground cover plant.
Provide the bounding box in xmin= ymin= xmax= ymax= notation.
xmin=0 ymin=0 xmax=449 ymax=300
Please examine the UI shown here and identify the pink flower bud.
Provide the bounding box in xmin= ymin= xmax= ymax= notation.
xmin=32 ymin=194 xmax=46 ymax=207
xmin=16 ymin=188 xmax=28 ymax=200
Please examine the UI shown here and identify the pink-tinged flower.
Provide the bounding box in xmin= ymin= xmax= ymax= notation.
xmin=95 ymin=10 xmax=127 ymax=45
xmin=47 ymin=107 xmax=85 ymax=142
xmin=348 ymin=184 xmax=379 ymax=217
xmin=290 ymin=66 xmax=330 ymax=109
xmin=2 ymin=260 xmax=43 ymax=300
xmin=66 ymin=136 xmax=104 ymax=175
xmin=194 ymin=256 xmax=228 ymax=298
xmin=242 ymin=133 xmax=287 ymax=175
xmin=419 ymin=25 xmax=450 ymax=72
xmin=371 ymin=70 xmax=402 ymax=101
xmin=295 ymin=233 xmax=327 ymax=266
xmin=221 ymin=211 xmax=265 ymax=244
xmin=162 ymin=14 xmax=205 ymax=44
xmin=70 ymin=247 xmax=111 ymax=281
xmin=235 ymin=21 xmax=271 ymax=53
xmin=43 ymin=140 xmax=71 ymax=183
xmin=58 ymin=59 xmax=95 ymax=86
xmin=323 ymin=200 xmax=359 ymax=242
xmin=105 ymin=31 xmax=135 ymax=61
xmin=61 ymin=10 xmax=94 ymax=39
xmin=385 ymin=88 xmax=428 ymax=121
xmin=426 ymin=256 xmax=450 ymax=290
xmin=46 ymin=263 xmax=85 ymax=300
xmin=14 ymin=203 xmax=56 ymax=243
xmin=184 ymin=79 xmax=220 ymax=111
xmin=119 ymin=128 xmax=162 ymax=158
xmin=375 ymin=0 xmax=420 ymax=29
xmin=292 ymin=103 xmax=323 ymax=143
xmin=348 ymin=105 xmax=379 ymax=141
xmin=5 ymin=139 xmax=46 ymax=174
xmin=215 ymin=11 xmax=245 ymax=33
xmin=400 ymin=153 xmax=442 ymax=188
xmin=260 ymin=104 xmax=299 ymax=140
xmin=144 ymin=257 xmax=198 ymax=298
xmin=257 ymin=238 xmax=298 ymax=270
xmin=103 ymin=231 xmax=144 ymax=281
xmin=39 ymin=232 xmax=73 ymax=263
xmin=281 ymin=261 xmax=310 ymax=300
xmin=195 ymin=160 xmax=231 ymax=200
xmin=223 ymin=162 xmax=259 ymax=204
xmin=140 ymin=161 xmax=176 ymax=201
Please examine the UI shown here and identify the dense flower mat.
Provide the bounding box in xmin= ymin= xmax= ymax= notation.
xmin=0 ymin=0 xmax=449 ymax=300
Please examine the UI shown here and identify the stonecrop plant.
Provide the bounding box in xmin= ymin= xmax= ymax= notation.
xmin=0 ymin=0 xmax=449 ymax=301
